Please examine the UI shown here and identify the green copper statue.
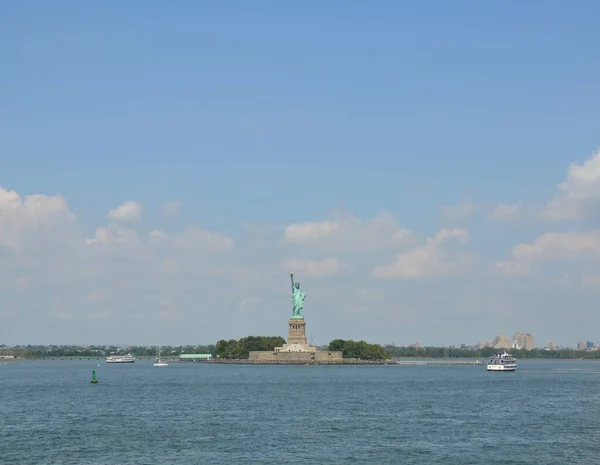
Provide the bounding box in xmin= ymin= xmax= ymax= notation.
xmin=290 ymin=272 xmax=306 ymax=319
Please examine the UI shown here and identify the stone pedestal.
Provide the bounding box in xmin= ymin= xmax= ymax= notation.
xmin=247 ymin=314 xmax=343 ymax=363
xmin=287 ymin=318 xmax=307 ymax=345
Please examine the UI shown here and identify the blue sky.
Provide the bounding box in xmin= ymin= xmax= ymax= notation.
xmin=1 ymin=2 xmax=600 ymax=347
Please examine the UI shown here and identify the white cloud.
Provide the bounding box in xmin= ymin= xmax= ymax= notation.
xmin=4 ymin=177 xmax=600 ymax=347
xmin=494 ymin=231 xmax=600 ymax=275
xmin=0 ymin=187 xmax=238 ymax=328
xmin=148 ymin=229 xmax=168 ymax=243
xmin=489 ymin=203 xmax=521 ymax=221
xmin=0 ymin=186 xmax=75 ymax=252
xmin=161 ymin=201 xmax=181 ymax=217
xmin=84 ymin=226 xmax=231 ymax=253
xmin=509 ymin=231 xmax=600 ymax=260
xmin=286 ymin=257 xmax=341 ymax=277
xmin=542 ymin=148 xmax=600 ymax=221
xmin=493 ymin=260 xmax=531 ymax=276
xmin=107 ymin=201 xmax=143 ymax=222
xmin=285 ymin=220 xmax=340 ymax=242
xmin=373 ymin=228 xmax=470 ymax=279
xmin=283 ymin=211 xmax=414 ymax=251
xmin=441 ymin=202 xmax=478 ymax=221
xmin=86 ymin=224 xmax=140 ymax=246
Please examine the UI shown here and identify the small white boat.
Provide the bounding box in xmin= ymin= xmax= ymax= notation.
xmin=487 ymin=352 xmax=517 ymax=371
xmin=153 ymin=346 xmax=168 ymax=367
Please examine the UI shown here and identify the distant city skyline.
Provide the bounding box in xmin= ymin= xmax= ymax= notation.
xmin=2 ymin=3 xmax=600 ymax=346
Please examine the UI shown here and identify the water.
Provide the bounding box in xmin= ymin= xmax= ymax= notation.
xmin=1 ymin=359 xmax=599 ymax=464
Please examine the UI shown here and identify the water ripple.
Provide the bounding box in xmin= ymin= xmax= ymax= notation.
xmin=0 ymin=360 xmax=598 ymax=464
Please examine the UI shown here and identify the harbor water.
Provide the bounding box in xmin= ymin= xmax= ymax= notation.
xmin=1 ymin=359 xmax=599 ymax=464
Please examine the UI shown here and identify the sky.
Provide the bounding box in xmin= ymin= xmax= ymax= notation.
xmin=1 ymin=1 xmax=600 ymax=347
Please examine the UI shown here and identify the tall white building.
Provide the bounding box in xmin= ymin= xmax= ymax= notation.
xmin=513 ymin=332 xmax=535 ymax=350
xmin=491 ymin=334 xmax=511 ymax=349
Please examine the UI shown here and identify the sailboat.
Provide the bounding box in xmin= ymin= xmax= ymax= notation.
xmin=153 ymin=346 xmax=168 ymax=367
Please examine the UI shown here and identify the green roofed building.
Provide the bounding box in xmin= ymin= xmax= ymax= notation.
xmin=179 ymin=353 xmax=213 ymax=361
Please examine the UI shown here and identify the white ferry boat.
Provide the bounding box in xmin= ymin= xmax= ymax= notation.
xmin=106 ymin=353 xmax=135 ymax=363
xmin=487 ymin=352 xmax=517 ymax=371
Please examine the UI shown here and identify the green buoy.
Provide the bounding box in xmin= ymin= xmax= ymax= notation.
xmin=91 ymin=369 xmax=98 ymax=384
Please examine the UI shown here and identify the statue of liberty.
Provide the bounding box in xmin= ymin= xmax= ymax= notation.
xmin=290 ymin=272 xmax=306 ymax=319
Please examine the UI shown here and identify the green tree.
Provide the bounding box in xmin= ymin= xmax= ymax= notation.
xmin=328 ymin=339 xmax=388 ymax=360
xmin=214 ymin=336 xmax=285 ymax=359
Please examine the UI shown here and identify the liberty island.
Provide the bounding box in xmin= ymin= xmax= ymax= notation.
xmin=248 ymin=272 xmax=344 ymax=363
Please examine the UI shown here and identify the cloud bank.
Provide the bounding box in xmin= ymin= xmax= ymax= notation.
xmin=2 ymin=148 xmax=600 ymax=346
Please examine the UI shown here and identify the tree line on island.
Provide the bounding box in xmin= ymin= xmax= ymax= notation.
xmin=3 ymin=340 xmax=600 ymax=360
xmin=214 ymin=336 xmax=286 ymax=359
xmin=0 ymin=344 xmax=216 ymax=359
xmin=382 ymin=345 xmax=600 ymax=360
xmin=214 ymin=337 xmax=389 ymax=360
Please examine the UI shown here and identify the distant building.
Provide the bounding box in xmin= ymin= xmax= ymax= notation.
xmin=491 ymin=334 xmax=511 ymax=350
xmin=586 ymin=341 xmax=595 ymax=349
xmin=513 ymin=332 xmax=535 ymax=350
xmin=577 ymin=341 xmax=589 ymax=351
xmin=548 ymin=341 xmax=558 ymax=351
